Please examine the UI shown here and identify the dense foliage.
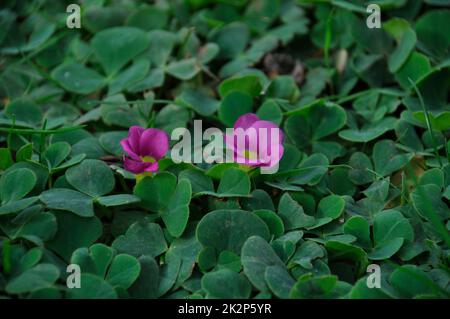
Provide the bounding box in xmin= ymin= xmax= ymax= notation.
xmin=0 ymin=0 xmax=450 ymax=299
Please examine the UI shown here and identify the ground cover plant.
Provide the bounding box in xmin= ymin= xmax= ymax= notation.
xmin=0 ymin=0 xmax=450 ymax=299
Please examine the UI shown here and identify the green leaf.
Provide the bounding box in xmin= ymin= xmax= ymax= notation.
xmin=290 ymin=275 xmax=341 ymax=299
xmin=129 ymin=256 xmax=160 ymax=298
xmin=43 ymin=142 xmax=71 ymax=169
xmin=91 ymin=27 xmax=150 ymax=76
xmin=290 ymin=241 xmax=325 ymax=269
xmin=0 ymin=197 xmax=40 ymax=216
xmin=411 ymin=184 xmax=450 ymax=221
xmin=67 ymin=274 xmax=117 ymax=299
xmin=66 ymin=159 xmax=115 ymax=198
xmin=16 ymin=143 xmax=33 ymax=162
xmin=108 ymin=59 xmax=150 ymax=94
xmin=395 ymin=52 xmax=431 ymax=89
xmin=390 ymin=265 xmax=442 ymax=298
xmin=51 ymin=63 xmax=105 ymax=94
xmin=413 ymin=111 xmax=450 ymax=131
xmin=217 ymin=250 xmax=242 ymax=273
xmin=2 ymin=211 xmax=56 ymax=242
xmin=97 ymin=194 xmax=140 ymax=207
xmin=285 ymin=103 xmax=346 ymax=147
xmin=196 ymin=210 xmax=270 ymax=255
xmin=287 ymin=153 xmax=329 ymax=185
xmin=264 ymin=265 xmax=296 ymax=299
xmin=388 ymin=29 xmax=416 ymax=73
xmin=325 ymin=241 xmax=368 ymax=266
xmin=106 ymin=254 xmax=141 ymax=289
xmin=202 ymin=269 xmax=251 ymax=299
xmin=312 ymin=104 xmax=347 ymax=140
xmin=349 ymin=277 xmax=392 ymax=299
xmin=373 ymin=140 xmax=413 ymax=176
xmin=200 ymin=168 xmax=251 ymax=197
xmin=112 ymin=221 xmax=167 ymax=258
xmin=348 ymin=152 xmax=375 ymax=185
xmin=165 ymin=225 xmax=201 ymax=288
xmin=134 ymin=172 xmax=177 ymax=211
xmin=18 ymin=247 xmax=42 ymax=273
xmin=415 ymin=10 xmax=450 ymax=59
xmin=6 ymin=264 xmax=59 ymax=294
xmin=253 ymin=209 xmax=285 ymax=238
xmin=166 ymin=58 xmax=201 ymax=80
xmin=373 ymin=210 xmax=413 ymax=245
xmin=176 ymin=88 xmax=219 ymax=117
xmin=343 ymin=216 xmax=371 ymax=249
xmin=71 ymin=244 xmax=116 ymax=279
xmin=98 ymin=131 xmax=127 ymax=156
xmin=368 ymin=238 xmax=404 ymax=260
xmin=48 ymin=212 xmax=102 ymax=261
xmin=317 ymin=195 xmax=345 ymax=220
xmin=40 ymin=188 xmax=94 ymax=217
xmin=0 ymin=168 xmax=36 ymax=204
xmin=218 ymin=75 xmax=262 ymax=98
xmin=178 ymin=169 xmax=214 ymax=194
xmin=256 ymin=99 xmax=283 ymax=125
xmin=216 ymin=168 xmax=251 ymax=197
xmin=146 ymin=30 xmax=176 ymax=66
xmin=339 ymin=117 xmax=397 ymax=143
xmin=0 ymin=148 xmax=14 ymax=170
xmin=218 ymin=91 xmax=253 ymax=127
xmin=5 ymin=98 xmax=42 ymax=126
xmin=126 ymin=6 xmax=168 ymax=31
xmin=161 ymin=178 xmax=191 ymax=238
xmin=241 ymin=236 xmax=285 ymax=292
xmin=211 ymin=22 xmax=249 ymax=59
xmin=369 ymin=210 xmax=413 ymax=260
xmin=419 ymin=168 xmax=444 ymax=188
xmin=277 ymin=193 xmax=315 ymax=230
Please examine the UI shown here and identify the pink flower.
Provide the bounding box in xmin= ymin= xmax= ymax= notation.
xmin=225 ymin=113 xmax=284 ymax=168
xmin=120 ymin=126 xmax=169 ymax=174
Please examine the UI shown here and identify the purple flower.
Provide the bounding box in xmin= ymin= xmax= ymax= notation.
xmin=120 ymin=126 xmax=169 ymax=174
xmin=225 ymin=113 xmax=284 ymax=168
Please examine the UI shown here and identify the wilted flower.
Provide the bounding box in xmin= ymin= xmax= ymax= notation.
xmin=225 ymin=113 xmax=284 ymax=169
xmin=120 ymin=126 xmax=169 ymax=177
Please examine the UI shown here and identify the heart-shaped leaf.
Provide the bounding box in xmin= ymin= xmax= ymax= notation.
xmin=91 ymin=27 xmax=150 ymax=76
xmin=196 ymin=210 xmax=270 ymax=255
xmin=66 ymin=159 xmax=115 ymax=198
xmin=112 ymin=221 xmax=167 ymax=258
xmin=0 ymin=168 xmax=36 ymax=204
xmin=40 ymin=188 xmax=94 ymax=217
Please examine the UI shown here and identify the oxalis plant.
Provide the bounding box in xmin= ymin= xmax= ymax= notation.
xmin=0 ymin=0 xmax=449 ymax=300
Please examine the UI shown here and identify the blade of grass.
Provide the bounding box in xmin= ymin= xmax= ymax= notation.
xmin=324 ymin=9 xmax=334 ymax=68
xmin=0 ymin=125 xmax=86 ymax=135
xmin=409 ymin=77 xmax=443 ymax=167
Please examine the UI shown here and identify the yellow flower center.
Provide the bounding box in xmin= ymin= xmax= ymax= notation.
xmin=141 ymin=156 xmax=156 ymax=163
xmin=243 ymin=149 xmax=257 ymax=160
xmin=135 ymin=156 xmax=156 ymax=183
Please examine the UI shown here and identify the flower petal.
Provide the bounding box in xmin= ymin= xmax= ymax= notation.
xmin=234 ymin=113 xmax=260 ymax=130
xmin=120 ymin=139 xmax=140 ymax=160
xmin=124 ymin=157 xmax=148 ymax=174
xmin=258 ymin=144 xmax=284 ymax=167
xmin=143 ymin=161 xmax=159 ymax=172
xmin=139 ymin=128 xmax=169 ymax=160
xmin=128 ymin=126 xmax=145 ymax=152
xmin=249 ymin=120 xmax=284 ymax=145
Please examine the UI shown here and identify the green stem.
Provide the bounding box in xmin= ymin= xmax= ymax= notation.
xmin=0 ymin=125 xmax=85 ymax=135
xmin=409 ymin=78 xmax=443 ymax=167
xmin=2 ymin=239 xmax=12 ymax=275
